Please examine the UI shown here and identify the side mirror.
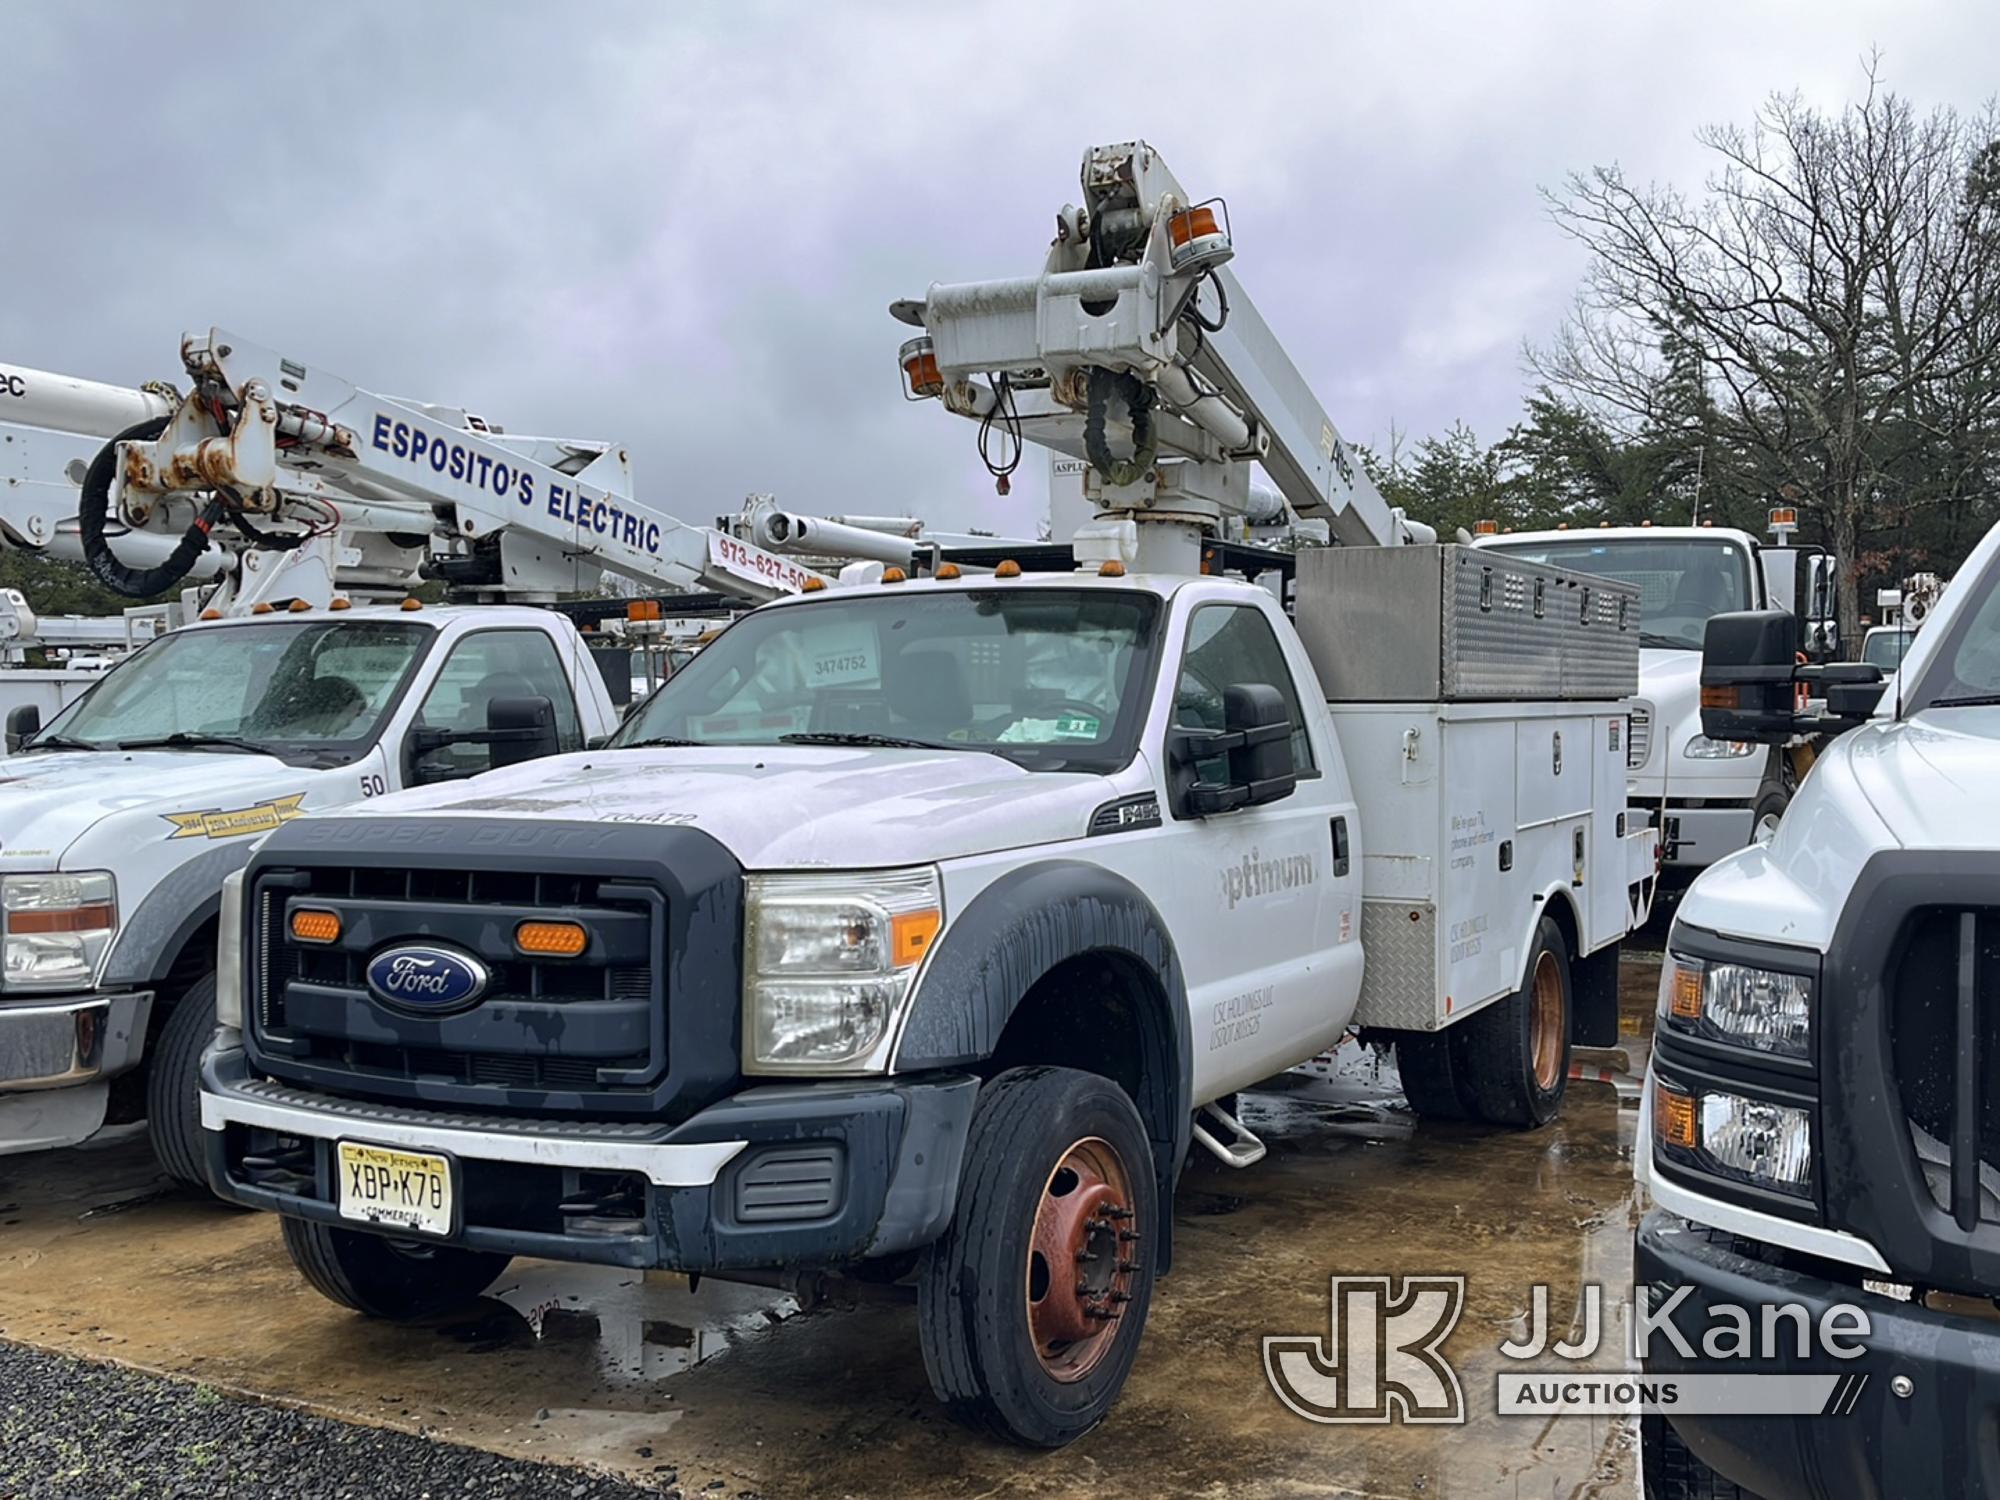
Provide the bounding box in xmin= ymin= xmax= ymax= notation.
xmin=1812 ymin=663 xmax=1887 ymax=727
xmin=4 ymin=703 xmax=40 ymax=754
xmin=1699 ymin=611 xmax=1801 ymax=743
xmin=1175 ymin=683 xmax=1298 ymax=817
xmin=485 ymin=695 xmax=560 ymax=770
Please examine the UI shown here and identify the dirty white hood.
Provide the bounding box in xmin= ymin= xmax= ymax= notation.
xmin=0 ymin=750 xmax=309 ymax=868
xmin=1843 ymin=706 xmax=2000 ymax=851
xmin=336 ymin=747 xmax=1121 ymax=869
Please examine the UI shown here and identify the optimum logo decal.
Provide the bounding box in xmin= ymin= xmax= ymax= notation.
xmin=1221 ymin=847 xmax=1316 ymax=909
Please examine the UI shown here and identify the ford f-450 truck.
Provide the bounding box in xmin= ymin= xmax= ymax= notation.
xmin=201 ymin=544 xmax=1657 ymax=1445
xmin=1634 ymin=518 xmax=2000 ymax=1497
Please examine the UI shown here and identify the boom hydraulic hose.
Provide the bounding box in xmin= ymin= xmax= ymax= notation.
xmin=78 ymin=417 xmax=225 ymax=598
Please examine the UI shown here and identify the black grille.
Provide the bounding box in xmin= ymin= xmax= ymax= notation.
xmin=251 ymin=863 xmax=664 ymax=1106
xmin=1891 ymin=907 xmax=2000 ymax=1231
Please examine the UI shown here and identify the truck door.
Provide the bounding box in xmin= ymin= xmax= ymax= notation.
xmin=400 ymin=627 xmax=585 ymax=786
xmin=1155 ymin=600 xmax=1361 ymax=1100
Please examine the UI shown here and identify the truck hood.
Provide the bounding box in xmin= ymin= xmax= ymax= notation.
xmin=1843 ymin=707 xmax=2000 ymax=851
xmin=1676 ymin=707 xmax=2000 ymax=950
xmin=337 ymin=746 xmax=1123 ymax=869
xmin=0 ymin=750 xmax=306 ymax=867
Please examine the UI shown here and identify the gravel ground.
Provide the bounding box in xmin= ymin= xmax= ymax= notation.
xmin=0 ymin=1342 xmax=689 ymax=1500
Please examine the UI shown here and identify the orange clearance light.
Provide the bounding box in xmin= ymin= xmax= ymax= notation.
xmin=287 ymin=598 xmax=311 ymax=613
xmin=1599 ymin=521 xmax=1611 ymax=529
xmin=627 ymin=599 xmax=662 ymax=622
xmin=935 ymin=563 xmax=961 ymax=580
xmin=800 ymin=575 xmax=827 ymax=592
xmin=899 ymin=336 xmax=943 ymax=398
xmin=251 ymin=602 xmax=274 ymax=615
xmin=1655 ymin=1081 xmax=1698 ymax=1150
xmin=516 ymin=920 xmax=588 ymax=957
xmin=994 ymin=560 xmax=1022 ymax=578
xmin=1770 ymin=506 xmax=1798 ymax=527
xmin=1556 ymin=522 xmax=1569 ymax=530
xmin=1700 ymin=685 xmax=1740 ymax=710
xmin=1640 ymin=519 xmax=1654 ymax=528
xmin=199 ymin=608 xmax=222 ymax=621
xmin=1671 ymin=965 xmax=1704 ymax=1021
xmin=289 ymin=908 xmax=342 ymax=945
xmin=881 ymin=567 xmax=907 ymax=584
xmin=1472 ymin=519 xmax=1498 ymax=536
xmin=891 ymin=909 xmax=941 ymax=967
xmin=1701 ymin=519 xmax=1715 ymax=528
xmin=1098 ymin=560 xmax=1127 ymax=577
xmin=400 ymin=597 xmax=423 ymax=611
xmin=329 ymin=596 xmax=351 ymax=611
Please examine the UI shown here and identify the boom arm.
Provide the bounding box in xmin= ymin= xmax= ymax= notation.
xmin=894 ymin=141 xmax=1429 ymax=559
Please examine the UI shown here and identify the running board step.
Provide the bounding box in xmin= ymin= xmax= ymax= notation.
xmin=1190 ymin=1101 xmax=1266 ymax=1169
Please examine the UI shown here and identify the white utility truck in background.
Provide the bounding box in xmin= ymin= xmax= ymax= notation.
xmin=0 ymin=338 xmax=835 ymax=1183
xmin=1474 ymin=518 xmax=1835 ymax=873
xmin=1632 ymin=520 xmax=2000 ymax=1499
xmin=200 ymin=140 xmax=1656 ymax=1447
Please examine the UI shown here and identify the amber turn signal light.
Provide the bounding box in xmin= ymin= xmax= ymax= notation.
xmin=1655 ymin=1081 xmax=1697 ymax=1151
xmin=290 ymin=908 xmax=342 ymax=944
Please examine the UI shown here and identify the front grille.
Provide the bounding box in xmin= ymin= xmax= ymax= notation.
xmin=1891 ymin=907 xmax=2000 ymax=1230
xmin=252 ymin=864 xmax=664 ymax=1107
xmin=1627 ymin=702 xmax=1653 ymax=769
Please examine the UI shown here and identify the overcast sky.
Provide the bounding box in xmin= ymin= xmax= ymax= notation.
xmin=4 ymin=2 xmax=1995 ymax=535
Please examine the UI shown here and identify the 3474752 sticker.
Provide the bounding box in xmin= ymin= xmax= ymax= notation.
xmin=162 ymin=792 xmax=307 ymax=840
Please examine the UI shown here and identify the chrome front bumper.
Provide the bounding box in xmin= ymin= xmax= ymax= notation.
xmin=0 ymin=990 xmax=153 ymax=1092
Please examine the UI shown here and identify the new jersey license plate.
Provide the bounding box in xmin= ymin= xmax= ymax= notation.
xmin=336 ymin=1141 xmax=454 ymax=1237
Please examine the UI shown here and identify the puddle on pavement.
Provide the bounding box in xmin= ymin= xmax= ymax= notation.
xmin=0 ymin=957 xmax=1666 ymax=1499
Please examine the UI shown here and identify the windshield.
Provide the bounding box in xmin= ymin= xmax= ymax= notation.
xmin=1481 ymin=537 xmax=1753 ymax=649
xmin=1908 ymin=553 xmax=2000 ymax=711
xmin=611 ymin=587 xmax=1162 ymax=772
xmin=1863 ymin=630 xmax=1913 ymax=671
xmin=40 ymin=619 xmax=433 ymax=759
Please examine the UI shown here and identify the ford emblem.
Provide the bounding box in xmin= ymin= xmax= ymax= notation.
xmin=365 ymin=944 xmax=491 ymax=1013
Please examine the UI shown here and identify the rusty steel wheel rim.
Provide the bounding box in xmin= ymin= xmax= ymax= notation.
xmin=1024 ymin=1135 xmax=1139 ymax=1382
xmin=1529 ymin=950 xmax=1565 ymax=1093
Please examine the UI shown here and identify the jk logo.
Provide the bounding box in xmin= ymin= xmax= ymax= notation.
xmin=1263 ymin=1276 xmax=1466 ymax=1424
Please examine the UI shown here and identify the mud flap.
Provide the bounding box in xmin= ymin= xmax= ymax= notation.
xmin=1570 ymin=942 xmax=1621 ymax=1048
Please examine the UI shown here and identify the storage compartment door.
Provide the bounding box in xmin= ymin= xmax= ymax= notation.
xmin=1515 ymin=716 xmax=1592 ymax=828
xmin=1439 ymin=717 xmax=1519 ymax=1018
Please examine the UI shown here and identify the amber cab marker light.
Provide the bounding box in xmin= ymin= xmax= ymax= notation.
xmin=880 ymin=567 xmax=907 ymax=584
xmin=287 ymin=598 xmax=311 ymax=613
xmin=516 ymin=920 xmax=588 ymax=958
xmin=328 ymin=596 xmax=352 ymax=611
xmin=400 ymin=597 xmax=423 ymax=611
xmin=994 ymin=559 xmax=1022 ymax=578
xmin=935 ymin=563 xmax=962 ymax=580
xmin=1655 ymin=1081 xmax=1697 ymax=1151
xmin=289 ymin=908 xmax=341 ymax=945
xmin=891 ymin=909 xmax=941 ymax=967
xmin=800 ymin=576 xmax=827 ymax=592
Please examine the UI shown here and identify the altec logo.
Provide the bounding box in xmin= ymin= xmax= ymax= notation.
xmin=1263 ymin=1277 xmax=1466 ymax=1424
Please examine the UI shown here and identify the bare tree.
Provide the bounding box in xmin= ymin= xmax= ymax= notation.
xmin=1532 ymin=61 xmax=2000 ymax=640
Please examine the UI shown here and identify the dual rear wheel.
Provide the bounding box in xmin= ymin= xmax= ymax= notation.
xmin=1395 ymin=915 xmax=1573 ymax=1129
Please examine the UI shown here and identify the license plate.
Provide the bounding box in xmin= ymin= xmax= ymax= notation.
xmin=336 ymin=1141 xmax=454 ymax=1237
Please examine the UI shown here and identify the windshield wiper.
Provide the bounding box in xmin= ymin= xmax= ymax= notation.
xmin=619 ymin=734 xmax=706 ymax=750
xmin=22 ymin=733 xmax=100 ymax=752
xmin=779 ymin=731 xmax=968 ymax=752
xmin=1928 ymin=694 xmax=2000 ymax=709
xmin=118 ymin=732 xmax=270 ymax=755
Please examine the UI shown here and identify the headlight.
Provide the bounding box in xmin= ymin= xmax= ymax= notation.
xmin=2 ymin=872 xmax=118 ymax=991
xmin=1683 ymin=734 xmax=1757 ymax=759
xmin=1658 ymin=953 xmax=1811 ymax=1058
xmin=215 ymin=870 xmax=246 ymax=1029
xmin=1654 ymin=1078 xmax=1813 ymax=1197
xmin=743 ymin=868 xmax=941 ymax=1073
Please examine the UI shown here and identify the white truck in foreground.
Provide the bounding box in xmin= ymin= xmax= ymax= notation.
xmin=1632 ymin=518 xmax=2000 ymax=1498
xmin=200 ymin=140 xmax=1656 ymax=1446
xmin=0 ymin=338 xmax=824 ymax=1183
xmin=1474 ymin=524 xmax=1833 ymax=872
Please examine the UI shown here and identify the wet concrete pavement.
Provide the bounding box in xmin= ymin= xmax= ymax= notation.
xmin=0 ymin=950 xmax=1665 ymax=1499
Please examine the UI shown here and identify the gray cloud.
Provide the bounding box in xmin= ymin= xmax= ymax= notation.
xmin=4 ymin=3 xmax=1994 ymax=537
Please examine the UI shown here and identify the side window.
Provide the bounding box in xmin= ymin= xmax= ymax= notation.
xmin=411 ymin=629 xmax=582 ymax=779
xmin=1172 ymin=605 xmax=1317 ymax=781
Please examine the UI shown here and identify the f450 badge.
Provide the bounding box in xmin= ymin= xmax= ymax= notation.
xmin=162 ymin=793 xmax=306 ymax=840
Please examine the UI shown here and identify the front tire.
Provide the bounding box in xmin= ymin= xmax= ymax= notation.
xmin=918 ymin=1066 xmax=1157 ymax=1447
xmin=1452 ymin=916 xmax=1572 ymax=1128
xmin=147 ymin=974 xmax=217 ymax=1191
xmin=281 ymin=1218 xmax=511 ymax=1321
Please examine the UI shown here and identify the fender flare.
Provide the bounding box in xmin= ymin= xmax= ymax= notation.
xmin=896 ymin=860 xmax=1192 ymax=1266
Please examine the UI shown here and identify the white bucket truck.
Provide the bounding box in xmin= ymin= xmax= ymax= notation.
xmin=200 ymin=142 xmax=1656 ymax=1445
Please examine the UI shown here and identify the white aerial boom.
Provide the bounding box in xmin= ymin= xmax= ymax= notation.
xmin=0 ymin=333 xmax=819 ymax=611
xmin=893 ymin=140 xmax=1432 ymax=572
